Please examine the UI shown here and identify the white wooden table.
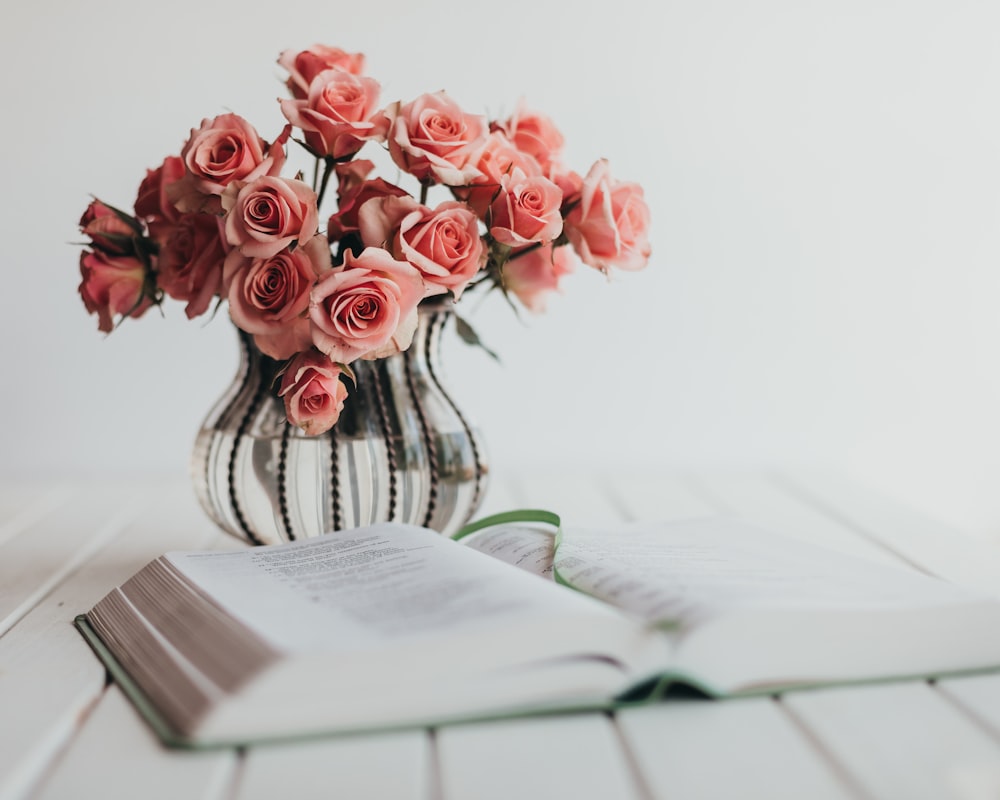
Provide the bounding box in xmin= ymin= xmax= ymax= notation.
xmin=3 ymin=471 xmax=1000 ymax=800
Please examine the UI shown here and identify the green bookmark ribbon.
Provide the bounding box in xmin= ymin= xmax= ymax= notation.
xmin=453 ymin=509 xmax=562 ymax=540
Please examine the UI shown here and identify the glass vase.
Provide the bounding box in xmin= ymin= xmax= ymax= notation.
xmin=190 ymin=303 xmax=489 ymax=545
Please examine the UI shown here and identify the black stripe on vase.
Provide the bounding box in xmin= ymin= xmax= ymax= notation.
xmin=404 ymin=347 xmax=438 ymax=528
xmin=424 ymin=311 xmax=486 ymax=520
xmin=277 ymin=423 xmax=295 ymax=541
xmin=204 ymin=330 xmax=257 ymax=527
xmin=226 ymin=367 xmax=266 ymax=547
xmin=328 ymin=422 xmax=343 ymax=532
xmin=371 ymin=361 xmax=398 ymax=522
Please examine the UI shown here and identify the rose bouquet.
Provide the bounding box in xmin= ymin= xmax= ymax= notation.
xmin=77 ymin=44 xmax=651 ymax=436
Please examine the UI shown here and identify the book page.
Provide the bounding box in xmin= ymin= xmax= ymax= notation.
xmin=555 ymin=518 xmax=986 ymax=628
xmin=166 ymin=523 xmax=587 ymax=654
xmin=459 ymin=524 xmax=556 ymax=579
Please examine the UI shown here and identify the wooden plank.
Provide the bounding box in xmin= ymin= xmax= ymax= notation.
xmin=783 ymin=682 xmax=1000 ymax=800
xmin=237 ymin=731 xmax=430 ymax=800
xmin=0 ymin=483 xmax=144 ymax=636
xmin=785 ymin=472 xmax=1000 ymax=593
xmin=436 ymin=715 xmax=642 ymax=800
xmin=0 ymin=482 xmax=220 ymax=800
xmin=692 ymin=471 xmax=1000 ymax=797
xmin=29 ymin=686 xmax=236 ymax=800
xmin=938 ymin=674 xmax=1000 ymax=742
xmin=694 ymin=472 xmax=903 ymax=566
xmin=617 ymin=699 xmax=856 ymax=800
xmin=0 ymin=484 xmax=75 ymax=549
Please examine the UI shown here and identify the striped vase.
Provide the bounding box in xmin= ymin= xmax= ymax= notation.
xmin=190 ymin=302 xmax=489 ymax=545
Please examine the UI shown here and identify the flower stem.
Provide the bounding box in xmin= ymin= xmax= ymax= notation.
xmin=316 ymin=157 xmax=336 ymax=207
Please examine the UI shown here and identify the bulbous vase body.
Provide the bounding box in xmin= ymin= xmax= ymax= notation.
xmin=191 ymin=305 xmax=489 ymax=545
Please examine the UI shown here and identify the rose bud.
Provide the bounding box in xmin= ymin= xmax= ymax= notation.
xmin=563 ymin=159 xmax=651 ymax=272
xmin=79 ymin=199 xmax=139 ymax=255
xmin=78 ymin=250 xmax=153 ymax=333
xmin=278 ymin=349 xmax=350 ymax=435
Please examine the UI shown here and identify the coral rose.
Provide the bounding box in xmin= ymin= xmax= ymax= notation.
xmin=503 ymin=244 xmax=576 ymax=313
xmin=280 ymin=68 xmax=388 ymax=160
xmin=563 ymin=160 xmax=651 ymax=272
xmin=79 ymin=250 xmax=152 ymax=333
xmin=458 ymin=131 xmax=543 ymax=218
xmin=327 ymin=168 xmax=409 ymax=242
xmin=279 ymin=349 xmax=350 ymax=436
xmin=222 ymin=176 xmax=319 ymax=259
xmin=386 ymin=92 xmax=487 ymax=186
xmin=157 ymin=213 xmax=229 ymax=319
xmin=309 ymin=247 xmax=424 ymax=363
xmin=356 ymin=195 xmax=422 ymax=249
xmin=134 ymin=155 xmax=185 ymax=244
xmin=396 ymin=201 xmax=485 ymax=298
xmin=489 ymin=169 xmax=563 ymax=246
xmin=223 ymin=234 xmax=331 ymax=359
xmin=79 ymin=200 xmax=138 ymax=256
xmin=171 ymin=115 xmax=289 ymax=213
xmin=279 ymin=45 xmax=366 ymax=99
xmin=361 ymin=197 xmax=484 ymax=298
xmin=494 ymin=102 xmax=565 ymax=174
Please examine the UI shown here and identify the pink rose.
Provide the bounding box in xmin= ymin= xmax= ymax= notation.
xmin=457 ymin=131 xmax=543 ymax=218
xmin=551 ymin=168 xmax=583 ymax=213
xmin=564 ymin=160 xmax=651 ymax=272
xmin=222 ymin=176 xmax=319 ymax=259
xmin=79 ymin=250 xmax=152 ymax=333
xmin=223 ymin=234 xmax=331 ymax=359
xmin=134 ymin=155 xmax=185 ymax=244
xmin=157 ymin=213 xmax=228 ymax=319
xmin=386 ymin=92 xmax=488 ymax=185
xmin=170 ymin=115 xmax=289 ymax=213
xmin=361 ymin=197 xmax=484 ymax=298
xmin=357 ymin=194 xmax=421 ymax=248
xmin=309 ymin=247 xmax=424 ymax=363
xmin=493 ymin=102 xmax=565 ymax=173
xmin=502 ymin=244 xmax=576 ymax=313
xmin=279 ymin=349 xmax=350 ymax=435
xmin=489 ymin=169 xmax=563 ymax=246
xmin=79 ymin=199 xmax=138 ymax=255
xmin=326 ymin=161 xmax=409 ymax=242
xmin=278 ymin=45 xmax=366 ymax=99
xmin=334 ymin=159 xmax=375 ymax=198
xmin=280 ymin=68 xmax=388 ymax=159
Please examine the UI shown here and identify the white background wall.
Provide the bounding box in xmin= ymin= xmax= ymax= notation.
xmin=3 ymin=0 xmax=1000 ymax=533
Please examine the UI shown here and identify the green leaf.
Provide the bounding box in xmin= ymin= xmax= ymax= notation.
xmin=454 ymin=314 xmax=501 ymax=363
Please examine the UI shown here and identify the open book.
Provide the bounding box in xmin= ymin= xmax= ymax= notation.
xmin=76 ymin=513 xmax=1000 ymax=747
